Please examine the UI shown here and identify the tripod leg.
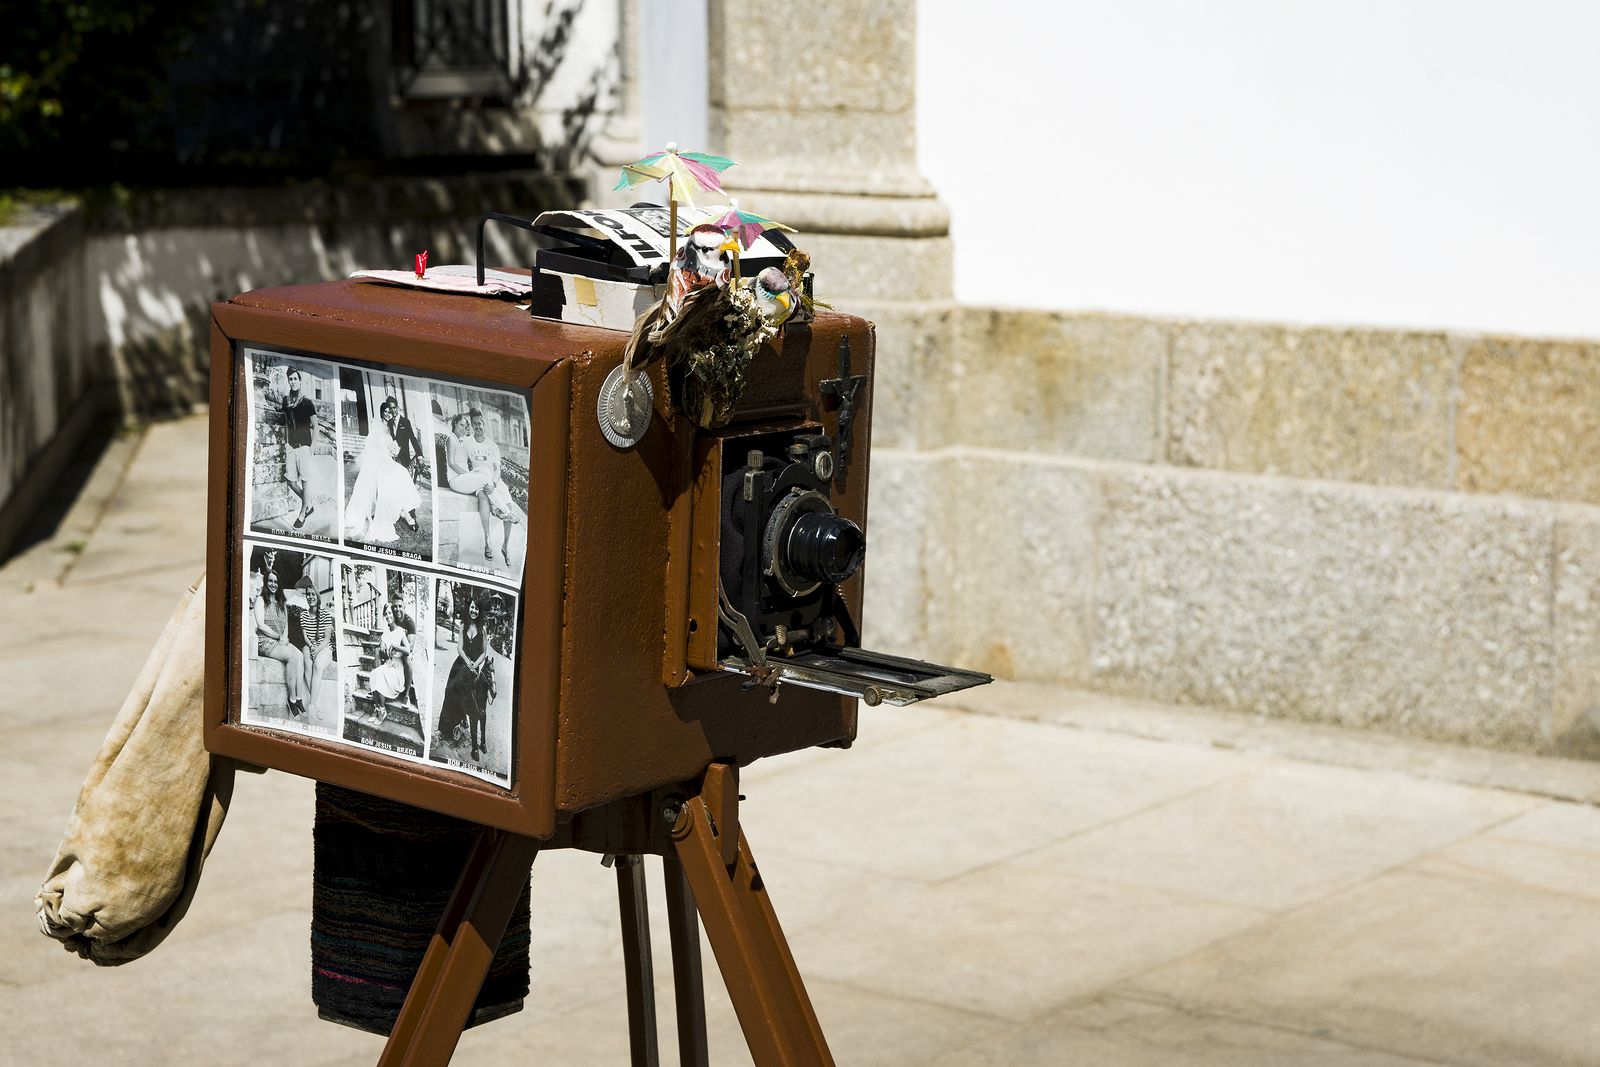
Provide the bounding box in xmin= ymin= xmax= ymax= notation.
xmin=669 ymin=780 xmax=835 ymax=1067
xmin=663 ymin=855 xmax=709 ymax=1067
xmin=377 ymin=828 xmax=538 ymax=1067
xmin=616 ymin=855 xmax=661 ymax=1067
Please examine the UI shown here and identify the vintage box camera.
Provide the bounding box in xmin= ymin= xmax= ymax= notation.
xmin=204 ymin=273 xmax=987 ymax=840
xmin=688 ymin=411 xmax=985 ymax=707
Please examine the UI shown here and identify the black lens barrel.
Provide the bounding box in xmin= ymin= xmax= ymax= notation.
xmin=786 ymin=512 xmax=865 ymax=585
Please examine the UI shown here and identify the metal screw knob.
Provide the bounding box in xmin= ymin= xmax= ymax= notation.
xmin=661 ymin=798 xmax=683 ymax=827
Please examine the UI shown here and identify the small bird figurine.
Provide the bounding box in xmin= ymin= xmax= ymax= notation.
xmin=669 ymin=224 xmax=734 ymax=313
xmin=624 ymin=225 xmax=740 ymax=376
xmin=753 ymin=267 xmax=797 ymax=327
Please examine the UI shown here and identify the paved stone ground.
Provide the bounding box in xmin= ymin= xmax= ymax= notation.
xmin=4 ymin=412 xmax=1600 ymax=1066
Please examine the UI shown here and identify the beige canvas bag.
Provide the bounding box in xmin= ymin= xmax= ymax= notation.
xmin=35 ymin=576 xmax=237 ymax=965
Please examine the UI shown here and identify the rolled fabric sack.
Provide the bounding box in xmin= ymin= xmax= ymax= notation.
xmin=35 ymin=575 xmax=238 ymax=965
xmin=312 ymin=783 xmax=532 ymax=1035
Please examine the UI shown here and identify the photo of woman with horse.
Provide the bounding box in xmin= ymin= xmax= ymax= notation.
xmin=427 ymin=581 xmax=515 ymax=784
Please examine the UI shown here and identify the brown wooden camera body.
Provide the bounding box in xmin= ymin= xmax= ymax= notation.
xmin=204 ymin=278 xmax=873 ymax=839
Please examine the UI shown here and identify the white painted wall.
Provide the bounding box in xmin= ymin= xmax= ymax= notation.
xmin=918 ymin=0 xmax=1600 ymax=337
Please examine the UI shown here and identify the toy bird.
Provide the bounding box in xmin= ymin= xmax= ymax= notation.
xmin=753 ymin=267 xmax=797 ymax=328
xmin=624 ymin=226 xmax=741 ymax=376
xmin=669 ymin=224 xmax=735 ymax=309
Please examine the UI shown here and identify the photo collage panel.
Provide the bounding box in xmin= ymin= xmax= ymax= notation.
xmin=238 ymin=346 xmax=531 ymax=788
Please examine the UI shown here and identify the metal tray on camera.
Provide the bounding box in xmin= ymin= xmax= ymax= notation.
xmin=720 ymin=647 xmax=992 ymax=707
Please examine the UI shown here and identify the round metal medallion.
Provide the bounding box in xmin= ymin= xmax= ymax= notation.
xmin=813 ymin=449 xmax=835 ymax=483
xmin=597 ymin=365 xmax=654 ymax=450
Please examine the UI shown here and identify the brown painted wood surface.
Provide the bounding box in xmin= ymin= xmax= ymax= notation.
xmin=204 ymin=277 xmax=874 ymax=833
xmin=206 ymin=281 xmax=576 ymax=837
xmin=553 ymin=314 xmax=872 ymax=815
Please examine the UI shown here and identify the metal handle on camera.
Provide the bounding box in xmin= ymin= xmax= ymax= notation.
xmin=475 ymin=212 xmax=539 ymax=287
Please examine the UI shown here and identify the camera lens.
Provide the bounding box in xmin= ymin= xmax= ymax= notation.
xmin=786 ymin=512 xmax=865 ymax=585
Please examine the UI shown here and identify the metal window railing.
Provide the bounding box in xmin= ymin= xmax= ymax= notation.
xmin=391 ymin=0 xmax=515 ymax=102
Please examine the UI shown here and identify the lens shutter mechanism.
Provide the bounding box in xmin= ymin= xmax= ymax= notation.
xmin=762 ymin=489 xmax=865 ymax=597
xmin=712 ymin=427 xmax=990 ymax=708
xmin=788 ymin=510 xmax=864 ymax=584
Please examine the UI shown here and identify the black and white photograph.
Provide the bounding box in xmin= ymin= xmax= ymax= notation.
xmin=429 ymin=383 xmax=531 ymax=583
xmin=241 ymin=542 xmax=340 ymax=739
xmin=338 ymin=562 xmax=432 ymax=759
xmin=340 ymin=368 xmax=433 ymax=560
xmin=427 ymin=580 xmax=516 ymax=786
xmin=626 ymin=203 xmax=674 ymax=239
xmin=246 ymin=351 xmax=339 ymax=543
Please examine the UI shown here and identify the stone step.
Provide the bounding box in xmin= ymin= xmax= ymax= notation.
xmin=351 ymin=686 xmax=416 ymax=711
xmin=350 ymin=689 xmax=422 ymax=731
xmin=249 ymin=655 xmax=287 ymax=714
xmin=249 ymin=682 xmax=286 ymax=714
xmin=346 ymin=715 xmax=424 ymax=750
xmin=252 ymin=655 xmax=286 ymax=684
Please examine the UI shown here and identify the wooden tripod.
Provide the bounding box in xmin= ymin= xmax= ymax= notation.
xmin=374 ymin=763 xmax=835 ymax=1067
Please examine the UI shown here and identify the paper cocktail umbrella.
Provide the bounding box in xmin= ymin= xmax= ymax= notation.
xmin=712 ymin=198 xmax=795 ymax=250
xmin=614 ymin=143 xmax=736 ymax=259
xmin=708 ymin=197 xmax=796 ymax=283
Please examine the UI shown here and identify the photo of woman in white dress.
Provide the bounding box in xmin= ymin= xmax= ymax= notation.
xmin=368 ymin=602 xmax=412 ymax=707
xmin=442 ymin=412 xmax=522 ymax=566
xmin=339 ymin=368 xmax=434 ymax=560
xmin=339 ymin=563 xmax=430 ymax=758
xmin=345 ymin=396 xmax=421 ymax=545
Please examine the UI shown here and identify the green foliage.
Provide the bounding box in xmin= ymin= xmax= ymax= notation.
xmin=1 ymin=1 xmax=217 ymax=183
xmin=0 ymin=187 xmax=71 ymax=226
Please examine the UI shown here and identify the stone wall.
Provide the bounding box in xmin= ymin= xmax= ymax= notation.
xmin=706 ymin=0 xmax=952 ymax=304
xmin=865 ymin=303 xmax=1600 ymax=505
xmin=686 ymin=1 xmax=1600 ymax=757
xmin=860 ymin=302 xmax=1600 ymax=756
xmin=0 ymin=172 xmax=579 ymax=557
xmin=88 ymin=171 xmax=582 ymax=418
xmin=0 ymin=202 xmax=102 ymax=557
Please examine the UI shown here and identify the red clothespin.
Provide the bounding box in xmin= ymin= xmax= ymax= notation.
xmin=414 ymin=250 xmax=429 ymax=278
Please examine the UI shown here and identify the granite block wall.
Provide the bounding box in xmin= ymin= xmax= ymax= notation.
xmin=861 ymin=304 xmax=1600 ymax=754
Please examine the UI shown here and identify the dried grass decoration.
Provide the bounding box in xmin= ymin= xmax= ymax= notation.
xmin=622 ymin=224 xmax=787 ymax=429
xmin=675 ymin=284 xmax=775 ymax=428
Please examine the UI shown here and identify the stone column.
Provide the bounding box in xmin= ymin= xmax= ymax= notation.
xmin=585 ymin=0 xmax=648 ymax=207
xmin=705 ymin=1 xmax=950 ymax=302
xmin=704 ymin=2 xmax=955 ymax=661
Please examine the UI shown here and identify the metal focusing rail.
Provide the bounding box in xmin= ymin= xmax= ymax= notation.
xmin=720 ymin=646 xmax=994 ymax=708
